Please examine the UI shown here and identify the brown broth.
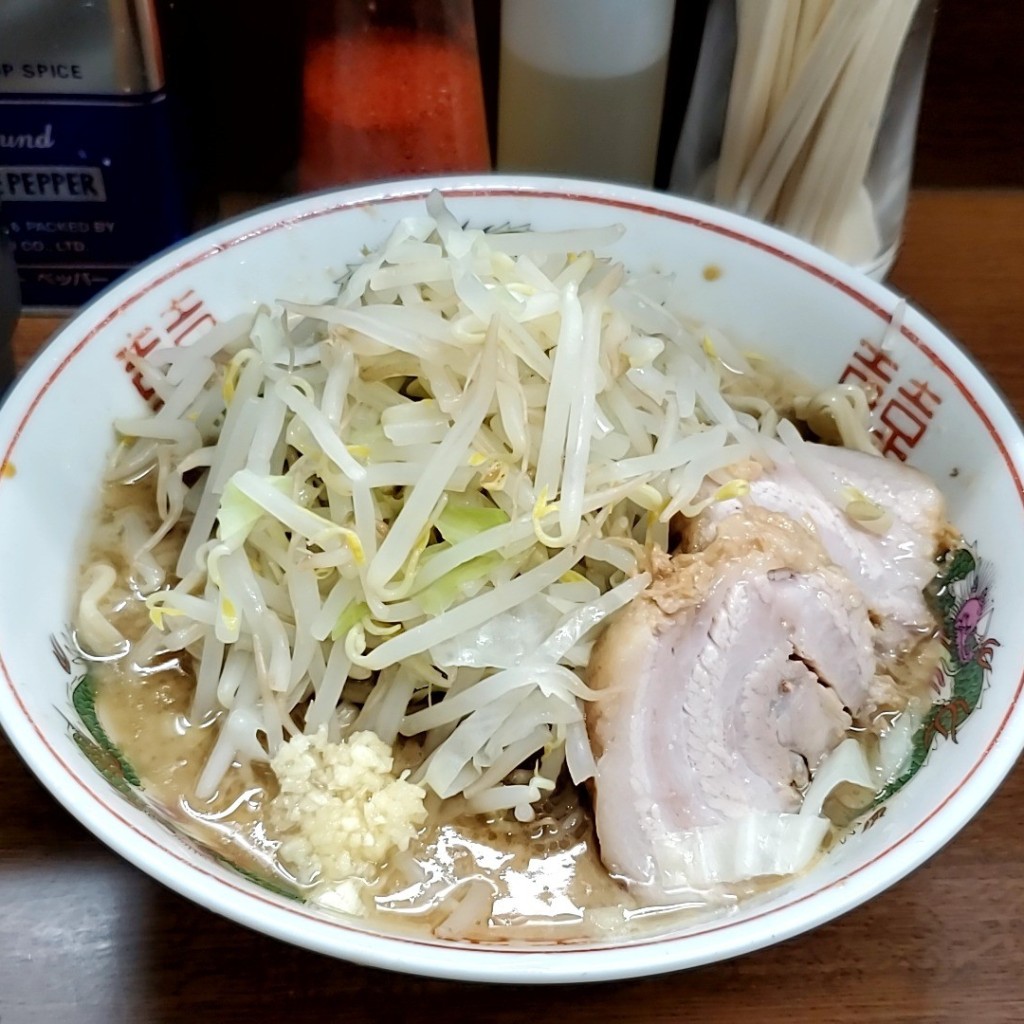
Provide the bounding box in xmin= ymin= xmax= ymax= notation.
xmin=75 ymin=466 xmax=945 ymax=944
xmin=78 ymin=473 xmax=676 ymax=940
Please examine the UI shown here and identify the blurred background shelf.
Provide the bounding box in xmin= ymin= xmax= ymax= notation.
xmin=158 ymin=0 xmax=1021 ymax=226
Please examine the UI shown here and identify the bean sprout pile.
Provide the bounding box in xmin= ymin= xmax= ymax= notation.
xmin=93 ymin=192 xmax=876 ymax=825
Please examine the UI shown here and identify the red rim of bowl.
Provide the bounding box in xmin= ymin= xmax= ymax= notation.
xmin=1 ymin=177 xmax=1023 ymax=982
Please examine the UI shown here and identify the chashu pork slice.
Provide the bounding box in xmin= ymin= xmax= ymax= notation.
xmin=586 ymin=507 xmax=878 ymax=902
xmin=688 ymin=443 xmax=947 ymax=662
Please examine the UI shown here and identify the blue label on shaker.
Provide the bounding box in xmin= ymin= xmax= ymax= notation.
xmin=0 ymin=90 xmax=189 ymax=309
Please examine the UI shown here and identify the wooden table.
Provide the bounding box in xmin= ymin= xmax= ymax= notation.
xmin=3 ymin=190 xmax=1023 ymax=1023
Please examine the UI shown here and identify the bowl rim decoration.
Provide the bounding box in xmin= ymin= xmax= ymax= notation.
xmin=1 ymin=174 xmax=1023 ymax=984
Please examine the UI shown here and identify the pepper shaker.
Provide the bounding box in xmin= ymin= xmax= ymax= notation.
xmin=0 ymin=0 xmax=190 ymax=309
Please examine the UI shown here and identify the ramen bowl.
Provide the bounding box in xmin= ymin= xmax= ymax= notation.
xmin=1 ymin=176 xmax=1022 ymax=983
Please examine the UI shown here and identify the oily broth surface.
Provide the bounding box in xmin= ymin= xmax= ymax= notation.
xmin=80 ymin=475 xmax=283 ymax=878
xmin=74 ymin=460 xmax=945 ymax=942
xmin=77 ymin=473 xmax=671 ymax=941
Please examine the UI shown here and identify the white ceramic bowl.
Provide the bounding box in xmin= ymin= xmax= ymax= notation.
xmin=1 ymin=176 xmax=1022 ymax=983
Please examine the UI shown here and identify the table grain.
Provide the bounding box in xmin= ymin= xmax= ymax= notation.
xmin=3 ymin=190 xmax=1023 ymax=1024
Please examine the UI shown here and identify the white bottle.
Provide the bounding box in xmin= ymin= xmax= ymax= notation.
xmin=497 ymin=0 xmax=675 ymax=186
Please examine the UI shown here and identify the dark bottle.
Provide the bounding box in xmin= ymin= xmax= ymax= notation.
xmin=156 ymin=0 xmax=306 ymax=220
xmin=0 ymin=203 xmax=19 ymax=396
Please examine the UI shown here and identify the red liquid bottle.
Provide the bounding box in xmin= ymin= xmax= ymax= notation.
xmin=300 ymin=0 xmax=490 ymax=190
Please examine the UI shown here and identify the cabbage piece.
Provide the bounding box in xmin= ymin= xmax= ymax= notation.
xmin=652 ymin=813 xmax=831 ymax=891
xmin=644 ymin=738 xmax=880 ymax=893
xmin=414 ymin=551 xmax=504 ymax=617
xmin=216 ymin=473 xmax=290 ymax=545
xmin=874 ymin=707 xmax=924 ymax=785
xmin=331 ymin=601 xmax=370 ymax=642
xmin=429 ymin=594 xmax=562 ymax=670
xmin=801 ymin=737 xmax=876 ymax=818
xmin=435 ymin=495 xmax=510 ymax=545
